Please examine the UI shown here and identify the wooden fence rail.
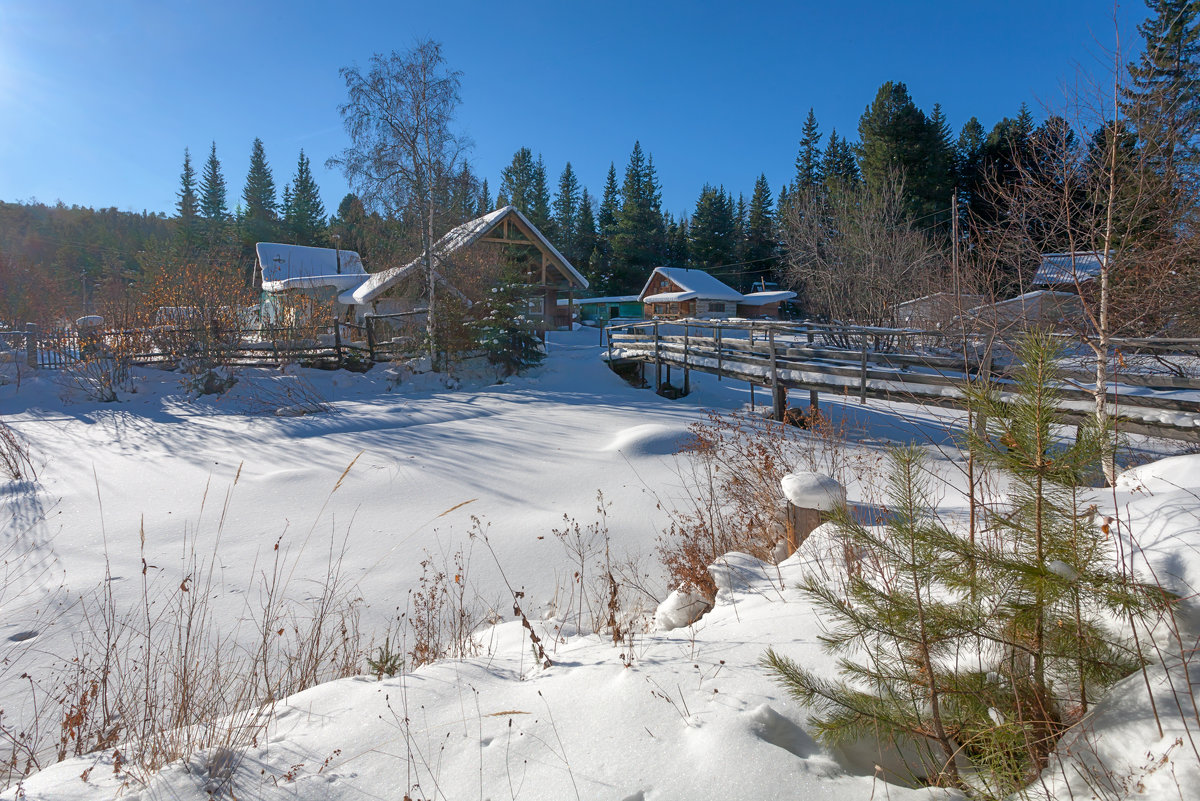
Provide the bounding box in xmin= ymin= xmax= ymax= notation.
xmin=604 ymin=318 xmax=1200 ymax=443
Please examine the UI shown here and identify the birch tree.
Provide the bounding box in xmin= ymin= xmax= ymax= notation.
xmin=331 ymin=40 xmax=469 ymax=369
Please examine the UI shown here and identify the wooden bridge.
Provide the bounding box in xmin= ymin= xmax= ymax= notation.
xmin=603 ymin=319 xmax=1200 ymax=443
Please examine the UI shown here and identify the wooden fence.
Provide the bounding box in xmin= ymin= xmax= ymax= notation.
xmin=604 ymin=318 xmax=1200 ymax=443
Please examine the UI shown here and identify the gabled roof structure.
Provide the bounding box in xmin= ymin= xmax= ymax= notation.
xmin=639 ymin=267 xmax=745 ymax=303
xmin=638 ymin=267 xmax=796 ymax=306
xmin=338 ymin=205 xmax=588 ymax=306
xmin=1031 ymin=252 xmax=1106 ymax=287
xmin=256 ymin=243 xmax=367 ymax=292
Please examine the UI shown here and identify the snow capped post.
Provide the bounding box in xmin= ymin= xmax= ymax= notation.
xmin=779 ymin=471 xmax=846 ymax=555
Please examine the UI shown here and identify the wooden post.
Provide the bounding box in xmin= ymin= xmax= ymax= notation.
xmin=785 ymin=503 xmax=822 ymax=555
xmin=858 ymin=336 xmax=868 ymax=405
xmin=333 ymin=316 xmax=343 ymax=366
xmin=750 ymin=381 xmax=755 ymax=409
xmin=769 ymin=327 xmax=786 ymax=421
xmin=607 ymin=328 xmax=613 ymax=365
xmin=365 ymin=316 xmax=376 ymax=361
xmin=24 ymin=322 xmax=37 ymax=368
xmin=654 ymin=321 xmax=661 ymax=392
xmin=716 ymin=326 xmax=723 ymax=381
xmin=683 ymin=323 xmax=690 ymax=396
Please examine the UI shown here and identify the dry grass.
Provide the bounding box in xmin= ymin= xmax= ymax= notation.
xmin=657 ymin=409 xmax=879 ymax=597
xmin=0 ymin=474 xmax=365 ymax=792
xmin=0 ymin=420 xmax=35 ymax=481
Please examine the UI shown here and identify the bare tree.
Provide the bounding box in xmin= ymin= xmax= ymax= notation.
xmin=967 ymin=38 xmax=1200 ymax=483
xmin=330 ymin=40 xmax=470 ymax=369
xmin=780 ymin=172 xmax=949 ymax=327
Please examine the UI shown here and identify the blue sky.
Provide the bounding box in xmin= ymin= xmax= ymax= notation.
xmin=0 ymin=0 xmax=1144 ymax=219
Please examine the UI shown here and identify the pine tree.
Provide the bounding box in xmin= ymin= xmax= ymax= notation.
xmin=175 ymin=148 xmax=200 ymax=255
xmin=282 ymin=149 xmax=327 ymax=246
xmin=766 ymin=332 xmax=1162 ymax=796
xmin=552 ymin=162 xmax=581 ymax=251
xmin=795 ymin=108 xmax=824 ymax=192
xmin=241 ymin=137 xmax=278 ymax=246
xmin=199 ymin=142 xmax=229 ymax=248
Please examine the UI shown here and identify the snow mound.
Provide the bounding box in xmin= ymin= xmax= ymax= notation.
xmin=1116 ymin=453 xmax=1200 ymax=493
xmin=780 ymin=471 xmax=846 ymax=510
xmin=604 ymin=423 xmax=689 ymax=457
xmin=654 ymin=585 xmax=712 ymax=630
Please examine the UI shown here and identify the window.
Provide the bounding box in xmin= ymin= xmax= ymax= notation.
xmin=708 ymin=302 xmax=726 ymax=313
xmin=669 ymin=302 xmax=679 ymax=316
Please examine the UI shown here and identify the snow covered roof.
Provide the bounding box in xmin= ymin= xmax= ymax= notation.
xmin=1032 ymin=252 xmax=1105 ymax=287
xmin=738 ymin=290 xmax=797 ymax=306
xmin=257 ymin=243 xmax=367 ymax=293
xmin=341 ymin=206 xmax=587 ymax=306
xmin=643 ymin=291 xmax=698 ymax=303
xmin=638 ymin=267 xmax=744 ymax=303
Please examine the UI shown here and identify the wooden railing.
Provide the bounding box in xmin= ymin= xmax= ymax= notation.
xmin=604 ymin=318 xmax=1200 ymax=442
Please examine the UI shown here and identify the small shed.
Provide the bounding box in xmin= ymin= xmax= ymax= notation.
xmin=559 ymin=295 xmax=643 ymax=325
xmin=256 ymin=242 xmax=369 ymax=323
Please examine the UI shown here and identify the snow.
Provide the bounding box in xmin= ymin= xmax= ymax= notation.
xmin=738 ymin=290 xmax=798 ymax=306
xmin=638 ymin=267 xmax=745 ymax=303
xmin=3 ymin=327 xmax=1200 ymax=800
xmin=257 ymin=242 xmax=367 ymax=292
xmin=779 ymin=471 xmax=846 ymax=511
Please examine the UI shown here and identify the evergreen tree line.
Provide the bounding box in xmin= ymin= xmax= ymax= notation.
xmin=4 ymin=0 xmax=1195 ymax=326
xmin=173 ymin=139 xmax=330 ymax=257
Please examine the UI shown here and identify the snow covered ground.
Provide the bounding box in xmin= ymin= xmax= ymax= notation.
xmin=2 ymin=328 xmax=1199 ymax=800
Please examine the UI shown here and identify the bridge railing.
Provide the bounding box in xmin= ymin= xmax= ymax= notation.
xmin=603 ymin=318 xmax=1200 ymax=442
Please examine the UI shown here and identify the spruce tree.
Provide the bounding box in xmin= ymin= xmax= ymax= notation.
xmin=472 ymin=259 xmax=544 ymax=375
xmin=795 ymin=108 xmax=824 ymax=193
xmin=595 ymin=163 xmax=621 ymax=292
xmin=573 ymin=190 xmax=598 ymax=278
xmin=497 ymin=148 xmax=538 ymax=217
xmin=1121 ymin=1 xmax=1200 ymax=199
xmin=688 ymin=184 xmax=736 ymax=270
xmin=477 ymin=178 xmax=492 ymax=217
xmin=744 ymin=174 xmax=777 ymax=286
xmin=241 ymin=137 xmax=278 ymax=246
xmin=530 ymin=155 xmax=552 ymax=232
xmin=175 ymin=147 xmax=200 ymax=255
xmin=552 ymin=162 xmax=581 ymax=250
xmin=857 ymin=81 xmax=951 ymax=222
xmin=283 ymin=149 xmax=327 ymax=246
xmin=611 ymin=142 xmax=666 ymax=291
xmin=199 ymin=141 xmax=229 ymax=247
